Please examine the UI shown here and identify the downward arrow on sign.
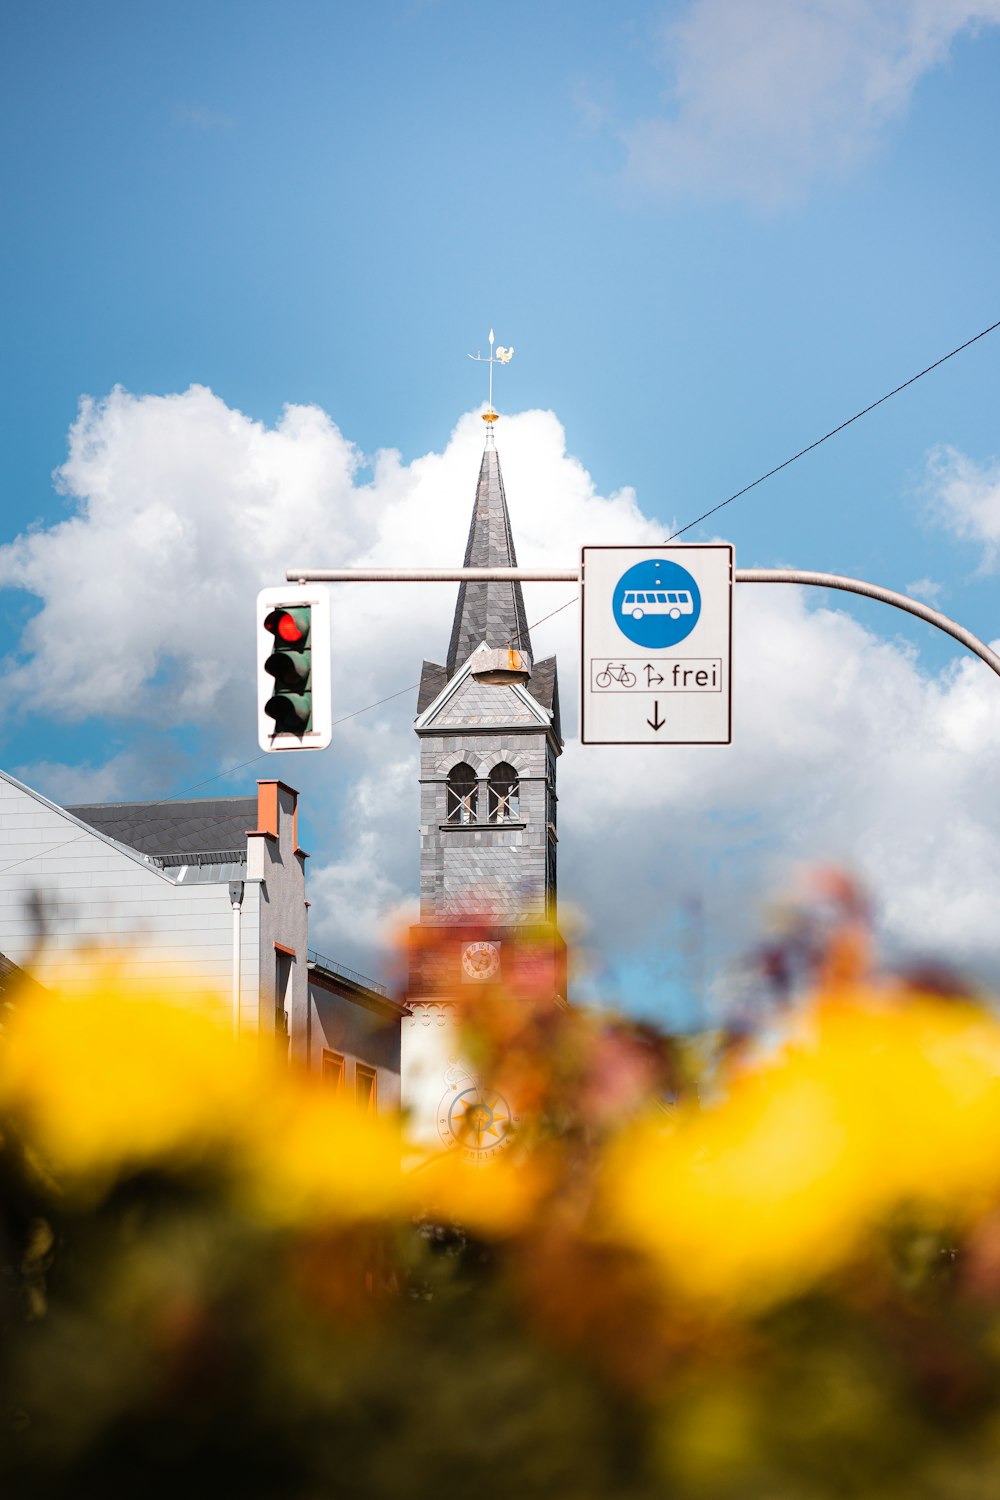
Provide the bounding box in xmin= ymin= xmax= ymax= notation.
xmin=646 ymin=701 xmax=666 ymax=731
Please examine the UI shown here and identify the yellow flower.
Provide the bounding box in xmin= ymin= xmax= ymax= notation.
xmin=0 ymin=963 xmax=259 ymax=1184
xmin=244 ymin=1089 xmax=411 ymax=1226
xmin=0 ymin=957 xmax=429 ymax=1230
xmin=604 ymin=995 xmax=1000 ymax=1307
xmin=411 ymin=1145 xmax=554 ymax=1237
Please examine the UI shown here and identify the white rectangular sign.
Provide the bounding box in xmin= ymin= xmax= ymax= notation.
xmin=580 ymin=545 xmax=733 ymax=745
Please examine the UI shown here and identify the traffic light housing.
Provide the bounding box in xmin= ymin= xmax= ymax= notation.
xmin=257 ymin=585 xmax=332 ymax=751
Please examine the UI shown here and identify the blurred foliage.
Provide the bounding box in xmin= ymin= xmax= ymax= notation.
xmin=5 ymin=883 xmax=1000 ymax=1496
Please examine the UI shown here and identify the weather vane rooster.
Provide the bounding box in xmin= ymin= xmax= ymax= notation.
xmin=468 ymin=328 xmax=514 ymax=424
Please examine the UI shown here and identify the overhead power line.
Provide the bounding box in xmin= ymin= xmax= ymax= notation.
xmin=517 ymin=313 xmax=1000 ymax=636
xmin=667 ymin=315 xmax=1000 ymax=541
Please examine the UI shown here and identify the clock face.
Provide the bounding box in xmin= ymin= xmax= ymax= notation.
xmin=462 ymin=940 xmax=501 ymax=981
xmin=437 ymin=1085 xmax=516 ymax=1158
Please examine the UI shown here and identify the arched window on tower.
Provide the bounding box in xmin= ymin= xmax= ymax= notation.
xmin=446 ymin=763 xmax=479 ymax=824
xmin=488 ymin=762 xmax=519 ymax=823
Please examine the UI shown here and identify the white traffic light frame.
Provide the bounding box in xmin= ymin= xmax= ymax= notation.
xmin=257 ymin=583 xmax=333 ymax=752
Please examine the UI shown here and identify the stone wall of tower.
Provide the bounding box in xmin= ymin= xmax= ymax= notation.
xmin=418 ymin=727 xmax=553 ymax=925
xmin=403 ymin=432 xmax=566 ymax=1159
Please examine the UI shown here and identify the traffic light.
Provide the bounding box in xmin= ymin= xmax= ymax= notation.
xmin=257 ymin=585 xmax=332 ymax=751
xmin=263 ymin=605 xmax=312 ymax=732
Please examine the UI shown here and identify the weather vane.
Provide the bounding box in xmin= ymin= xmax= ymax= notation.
xmin=467 ymin=328 xmax=514 ymax=426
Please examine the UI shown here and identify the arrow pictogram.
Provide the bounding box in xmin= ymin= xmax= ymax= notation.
xmin=645 ymin=664 xmax=664 ymax=686
xmin=646 ymin=701 xmax=666 ymax=731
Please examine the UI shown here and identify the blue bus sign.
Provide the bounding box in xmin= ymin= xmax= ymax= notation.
xmin=581 ymin=545 xmax=733 ymax=745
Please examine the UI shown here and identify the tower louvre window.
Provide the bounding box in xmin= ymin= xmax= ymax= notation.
xmin=487 ymin=762 xmax=519 ymax=823
xmin=446 ymin=762 xmax=479 ymax=824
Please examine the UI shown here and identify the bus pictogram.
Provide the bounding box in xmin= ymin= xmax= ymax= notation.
xmin=621 ymin=588 xmax=694 ymax=622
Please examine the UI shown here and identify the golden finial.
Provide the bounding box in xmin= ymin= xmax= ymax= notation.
xmin=467 ymin=328 xmax=514 ymax=424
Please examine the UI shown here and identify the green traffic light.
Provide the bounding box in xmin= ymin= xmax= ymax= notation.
xmin=265 ymin=692 xmax=313 ymax=733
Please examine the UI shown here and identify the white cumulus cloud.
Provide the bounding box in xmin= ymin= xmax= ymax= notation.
xmin=926 ymin=443 xmax=1000 ymax=570
xmin=2 ymin=384 xmax=1000 ymax=1004
xmin=0 ymin=386 xmax=375 ymax=722
xmin=905 ymin=576 xmax=944 ymax=602
xmin=624 ymin=0 xmax=1000 ymax=204
xmin=560 ymin=583 xmax=1000 ymax=1004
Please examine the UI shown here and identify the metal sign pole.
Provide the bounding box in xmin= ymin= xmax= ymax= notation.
xmin=285 ymin=565 xmax=1000 ymax=681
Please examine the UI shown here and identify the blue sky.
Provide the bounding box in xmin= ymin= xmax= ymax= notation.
xmin=2 ymin=1 xmax=999 ymax=1018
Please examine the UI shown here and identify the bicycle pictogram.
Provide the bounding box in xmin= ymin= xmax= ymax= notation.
xmin=595 ymin=662 xmax=637 ymax=689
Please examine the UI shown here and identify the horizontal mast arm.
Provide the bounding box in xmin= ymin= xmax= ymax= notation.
xmin=284 ymin=565 xmax=1000 ymax=678
xmin=286 ymin=567 xmax=580 ymax=583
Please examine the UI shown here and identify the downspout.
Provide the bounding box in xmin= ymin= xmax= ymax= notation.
xmin=229 ymin=880 xmax=245 ymax=1039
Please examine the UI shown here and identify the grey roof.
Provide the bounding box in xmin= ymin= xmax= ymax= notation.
xmin=446 ymin=442 xmax=532 ymax=675
xmin=0 ymin=950 xmax=45 ymax=1002
xmin=417 ymin=660 xmax=450 ymax=714
xmin=416 ymin=651 xmax=563 ymax=744
xmin=66 ymin=795 xmax=258 ymax=861
xmin=530 ymin=655 xmax=563 ymax=744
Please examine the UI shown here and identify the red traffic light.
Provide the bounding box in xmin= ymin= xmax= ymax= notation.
xmin=257 ymin=584 xmax=331 ymax=752
xmin=276 ymin=614 xmax=303 ymax=642
xmin=264 ymin=607 xmax=309 ymax=645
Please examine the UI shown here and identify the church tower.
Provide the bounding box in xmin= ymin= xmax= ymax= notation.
xmin=402 ymin=415 xmax=565 ymax=1155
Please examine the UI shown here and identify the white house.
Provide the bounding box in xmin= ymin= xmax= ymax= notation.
xmin=0 ymin=770 xmax=404 ymax=1096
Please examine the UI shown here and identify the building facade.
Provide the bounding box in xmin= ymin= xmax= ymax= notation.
xmin=308 ymin=951 xmax=403 ymax=1113
xmin=0 ymin=771 xmax=403 ymax=1105
xmin=0 ymin=773 xmax=307 ymax=1041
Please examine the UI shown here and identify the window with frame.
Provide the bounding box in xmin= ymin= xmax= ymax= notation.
xmin=446 ymin=762 xmax=479 ymax=824
xmin=356 ymin=1063 xmax=377 ymax=1116
xmin=275 ymin=950 xmax=293 ymax=1057
xmin=488 ymin=762 xmax=519 ymax=823
xmin=322 ymin=1050 xmax=345 ymax=1098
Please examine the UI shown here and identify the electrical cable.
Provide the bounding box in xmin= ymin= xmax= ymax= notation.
xmin=513 ymin=314 xmax=1000 ymax=639
xmin=667 ymin=315 xmax=1000 ymax=541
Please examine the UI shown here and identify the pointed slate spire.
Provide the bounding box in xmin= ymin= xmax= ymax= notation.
xmin=446 ymin=441 xmax=533 ymax=676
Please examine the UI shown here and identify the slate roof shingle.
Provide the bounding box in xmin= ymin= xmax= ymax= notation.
xmin=416 ymin=661 xmax=450 ymax=715
xmin=528 ymin=655 xmax=562 ymax=741
xmin=446 ymin=443 xmax=533 ymax=675
xmin=66 ymin=796 xmax=258 ymax=860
